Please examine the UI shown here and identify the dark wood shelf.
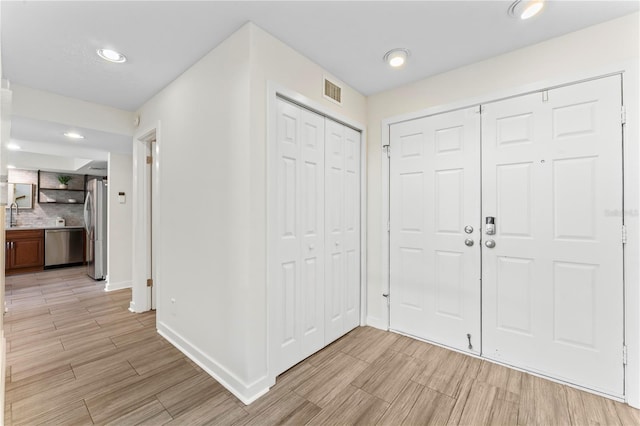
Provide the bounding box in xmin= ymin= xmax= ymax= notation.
xmin=37 ymin=171 xmax=87 ymax=204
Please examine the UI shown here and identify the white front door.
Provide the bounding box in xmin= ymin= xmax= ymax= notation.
xmin=389 ymin=107 xmax=481 ymax=354
xmin=325 ymin=119 xmax=361 ymax=344
xmin=482 ymin=75 xmax=624 ymax=396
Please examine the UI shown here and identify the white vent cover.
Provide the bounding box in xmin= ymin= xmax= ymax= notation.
xmin=323 ymin=77 xmax=342 ymax=105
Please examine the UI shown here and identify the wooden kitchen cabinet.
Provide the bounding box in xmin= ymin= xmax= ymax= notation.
xmin=5 ymin=229 xmax=45 ymax=275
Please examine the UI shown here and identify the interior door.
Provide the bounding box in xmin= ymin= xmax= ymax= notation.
xmin=325 ymin=119 xmax=361 ymax=344
xmin=274 ymin=98 xmax=326 ymax=375
xmin=482 ymin=75 xmax=624 ymax=396
xmin=389 ymin=107 xmax=481 ymax=354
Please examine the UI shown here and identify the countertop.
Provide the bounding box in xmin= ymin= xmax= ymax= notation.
xmin=6 ymin=226 xmax=84 ymax=231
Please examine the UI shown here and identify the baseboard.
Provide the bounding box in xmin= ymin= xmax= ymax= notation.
xmin=104 ymin=280 xmax=132 ymax=292
xmin=366 ymin=315 xmax=388 ymax=331
xmin=157 ymin=321 xmax=271 ymax=405
xmin=128 ymin=301 xmax=137 ymax=312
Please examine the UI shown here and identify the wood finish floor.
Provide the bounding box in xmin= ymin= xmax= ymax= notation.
xmin=4 ymin=267 xmax=640 ymax=425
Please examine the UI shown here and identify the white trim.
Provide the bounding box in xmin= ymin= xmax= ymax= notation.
xmin=104 ymin=280 xmax=132 ymax=292
xmin=622 ymin=62 xmax=640 ymax=408
xmin=132 ymin=122 xmax=161 ymax=313
xmin=380 ymin=60 xmax=639 ymax=407
xmin=266 ymin=82 xmax=367 ymax=388
xmin=360 ymin=120 xmax=368 ymax=327
xmin=157 ymin=321 xmax=269 ymax=405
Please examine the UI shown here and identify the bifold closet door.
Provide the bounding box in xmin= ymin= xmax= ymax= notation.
xmin=274 ymin=98 xmax=326 ymax=375
xmin=389 ymin=107 xmax=481 ymax=354
xmin=325 ymin=119 xmax=361 ymax=344
xmin=482 ymin=75 xmax=624 ymax=397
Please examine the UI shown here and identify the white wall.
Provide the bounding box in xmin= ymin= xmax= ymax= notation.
xmin=135 ymin=22 xmax=366 ymax=403
xmin=247 ymin=23 xmax=367 ymax=385
xmin=106 ymin=152 xmax=133 ymax=291
xmin=136 ymin=24 xmax=253 ymax=399
xmin=366 ymin=12 xmax=640 ymax=327
xmin=11 ymin=84 xmax=134 ymax=136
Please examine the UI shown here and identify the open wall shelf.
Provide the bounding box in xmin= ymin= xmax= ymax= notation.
xmin=37 ymin=170 xmax=86 ymax=205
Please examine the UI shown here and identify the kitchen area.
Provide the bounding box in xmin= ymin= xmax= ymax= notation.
xmin=5 ymin=168 xmax=107 ymax=279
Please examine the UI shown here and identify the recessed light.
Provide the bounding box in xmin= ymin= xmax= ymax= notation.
xmin=97 ymin=48 xmax=127 ymax=63
xmin=383 ymin=48 xmax=410 ymax=68
xmin=7 ymin=143 xmax=21 ymax=151
xmin=508 ymin=0 xmax=545 ymax=20
xmin=64 ymin=132 xmax=85 ymax=140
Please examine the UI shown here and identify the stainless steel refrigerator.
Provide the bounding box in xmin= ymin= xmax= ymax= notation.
xmin=84 ymin=178 xmax=107 ymax=280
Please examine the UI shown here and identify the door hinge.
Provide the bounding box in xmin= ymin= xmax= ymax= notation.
xmin=383 ymin=144 xmax=390 ymax=158
xmin=621 ymin=106 xmax=626 ymax=125
xmin=622 ymin=225 xmax=628 ymax=244
xmin=147 ymin=278 xmax=153 ymax=287
xmin=542 ymin=90 xmax=549 ymax=102
xmin=382 ymin=293 xmax=390 ymax=305
xmin=146 ymin=156 xmax=152 ymax=164
xmin=623 ymin=345 xmax=628 ymax=365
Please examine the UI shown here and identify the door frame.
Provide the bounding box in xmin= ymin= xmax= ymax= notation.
xmin=380 ymin=61 xmax=639 ymax=406
xmin=266 ymin=82 xmax=368 ymax=386
xmin=131 ymin=122 xmax=161 ymax=313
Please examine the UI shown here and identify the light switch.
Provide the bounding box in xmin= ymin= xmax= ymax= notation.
xmin=118 ymin=192 xmax=126 ymax=204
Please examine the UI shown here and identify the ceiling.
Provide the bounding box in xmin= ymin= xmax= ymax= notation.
xmin=1 ymin=1 xmax=638 ymax=172
xmin=2 ymin=1 xmax=638 ymax=112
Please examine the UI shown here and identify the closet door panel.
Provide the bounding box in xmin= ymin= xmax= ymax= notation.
xmin=344 ymin=127 xmax=361 ymax=330
xmin=275 ymin=99 xmax=303 ymax=373
xmin=274 ymin=99 xmax=326 ymax=374
xmin=300 ymin=109 xmax=326 ymax=358
xmin=325 ymin=120 xmax=346 ymax=343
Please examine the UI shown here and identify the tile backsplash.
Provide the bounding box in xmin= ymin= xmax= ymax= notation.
xmin=6 ymin=169 xmax=85 ymax=228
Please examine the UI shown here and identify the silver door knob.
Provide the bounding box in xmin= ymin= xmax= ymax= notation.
xmin=464 ymin=238 xmax=474 ymax=247
xmin=464 ymin=225 xmax=474 ymax=234
xmin=485 ymin=239 xmax=496 ymax=248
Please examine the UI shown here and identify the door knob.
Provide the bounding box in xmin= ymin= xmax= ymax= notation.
xmin=464 ymin=225 xmax=474 ymax=234
xmin=308 ymin=244 xmax=315 ymax=250
xmin=464 ymin=239 xmax=474 ymax=247
xmin=485 ymin=239 xmax=496 ymax=248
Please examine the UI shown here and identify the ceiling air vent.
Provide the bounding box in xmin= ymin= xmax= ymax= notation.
xmin=323 ymin=77 xmax=342 ymax=105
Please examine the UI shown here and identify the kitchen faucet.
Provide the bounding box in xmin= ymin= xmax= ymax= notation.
xmin=9 ymin=202 xmax=18 ymax=227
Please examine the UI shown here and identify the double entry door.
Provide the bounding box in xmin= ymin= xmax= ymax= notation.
xmin=273 ymin=98 xmax=361 ymax=376
xmin=389 ymin=75 xmax=624 ymax=397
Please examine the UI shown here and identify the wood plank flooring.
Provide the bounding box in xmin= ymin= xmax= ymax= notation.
xmin=5 ymin=267 xmax=640 ymax=425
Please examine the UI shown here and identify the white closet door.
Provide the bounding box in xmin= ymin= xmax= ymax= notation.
xmin=274 ymin=98 xmax=325 ymax=375
xmin=389 ymin=107 xmax=481 ymax=353
xmin=482 ymin=75 xmax=624 ymax=396
xmin=325 ymin=119 xmax=361 ymax=344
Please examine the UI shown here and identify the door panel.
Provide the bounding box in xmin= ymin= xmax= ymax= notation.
xmin=482 ymin=75 xmax=624 ymax=396
xmin=325 ymin=120 xmax=361 ymax=344
xmin=344 ymin=127 xmax=361 ymax=330
xmin=390 ymin=107 xmax=481 ymax=354
xmin=274 ymin=99 xmax=325 ymax=375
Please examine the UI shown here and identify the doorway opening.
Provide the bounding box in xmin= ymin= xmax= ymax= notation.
xmin=132 ymin=126 xmax=158 ymax=312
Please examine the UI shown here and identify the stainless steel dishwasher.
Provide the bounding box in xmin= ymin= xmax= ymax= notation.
xmin=45 ymin=228 xmax=84 ymax=267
